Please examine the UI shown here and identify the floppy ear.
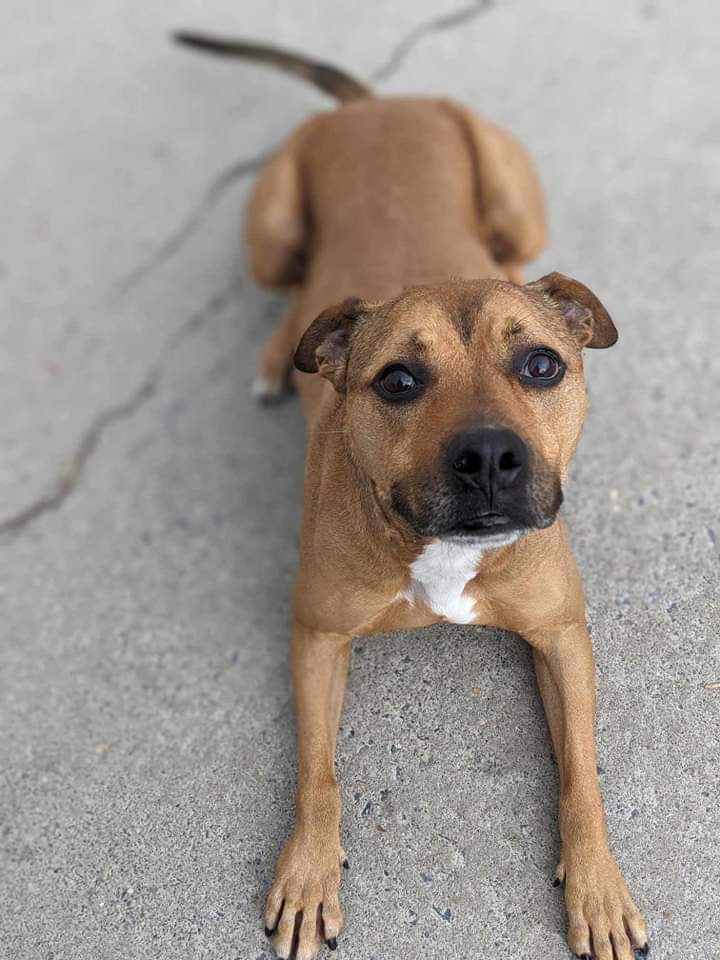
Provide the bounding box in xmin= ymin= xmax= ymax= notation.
xmin=245 ymin=131 xmax=307 ymax=288
xmin=293 ymin=297 xmax=368 ymax=390
xmin=527 ymin=272 xmax=618 ymax=348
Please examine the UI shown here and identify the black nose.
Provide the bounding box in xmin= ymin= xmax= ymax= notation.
xmin=447 ymin=428 xmax=527 ymax=498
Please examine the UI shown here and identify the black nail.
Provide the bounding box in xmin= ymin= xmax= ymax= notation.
xmin=635 ymin=946 xmax=650 ymax=958
xmin=552 ymin=877 xmax=561 ymax=887
xmin=264 ymin=926 xmax=273 ymax=938
xmin=342 ymin=858 xmax=350 ymax=870
xmin=580 ymin=954 xmax=591 ymax=960
xmin=326 ymin=937 xmax=338 ymax=950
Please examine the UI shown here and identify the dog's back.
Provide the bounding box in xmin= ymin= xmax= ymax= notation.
xmin=294 ymin=99 xmax=496 ymax=292
xmin=249 ymin=96 xmax=545 ymax=304
xmin=175 ymin=32 xmax=544 ymax=304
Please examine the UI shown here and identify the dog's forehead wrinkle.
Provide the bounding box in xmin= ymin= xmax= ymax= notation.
xmin=517 ymin=289 xmax=588 ymax=349
xmin=403 ymin=332 xmax=430 ymax=355
xmin=374 ymin=279 xmax=524 ymax=352
xmin=504 ymin=317 xmax=526 ymax=338
xmin=500 ymin=305 xmax=542 ymax=337
xmin=485 ymin=298 xmax=580 ymax=355
xmin=442 ymin=286 xmax=537 ymax=347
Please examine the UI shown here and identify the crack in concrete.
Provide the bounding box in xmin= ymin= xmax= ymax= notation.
xmin=113 ymin=149 xmax=273 ymax=298
xmin=0 ymin=380 xmax=158 ymax=537
xmin=0 ymin=277 xmax=242 ymax=538
xmin=371 ymin=0 xmax=494 ymax=84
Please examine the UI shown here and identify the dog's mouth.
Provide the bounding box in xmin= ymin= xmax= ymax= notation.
xmin=457 ymin=511 xmax=513 ymax=531
xmin=390 ymin=470 xmax=562 ymax=541
xmin=448 ymin=511 xmax=523 ymax=541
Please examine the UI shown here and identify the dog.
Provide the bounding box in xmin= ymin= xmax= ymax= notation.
xmin=175 ymin=32 xmax=650 ymax=960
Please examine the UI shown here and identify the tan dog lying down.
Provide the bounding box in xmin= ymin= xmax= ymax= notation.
xmin=176 ymin=32 xmax=650 ymax=960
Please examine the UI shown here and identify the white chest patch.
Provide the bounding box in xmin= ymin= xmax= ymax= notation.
xmin=400 ymin=533 xmax=521 ymax=624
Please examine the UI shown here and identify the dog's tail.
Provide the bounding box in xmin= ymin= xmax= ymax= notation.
xmin=172 ymin=31 xmax=372 ymax=102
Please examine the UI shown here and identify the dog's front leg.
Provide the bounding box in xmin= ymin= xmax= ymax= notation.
xmin=265 ymin=622 xmax=351 ymax=960
xmin=529 ymin=623 xmax=649 ymax=960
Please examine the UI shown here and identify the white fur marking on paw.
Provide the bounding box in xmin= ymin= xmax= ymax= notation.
xmin=401 ymin=533 xmax=521 ymax=623
xmin=252 ymin=376 xmax=284 ymax=401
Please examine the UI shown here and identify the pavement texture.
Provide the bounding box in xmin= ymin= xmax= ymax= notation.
xmin=2 ymin=1 xmax=719 ymax=958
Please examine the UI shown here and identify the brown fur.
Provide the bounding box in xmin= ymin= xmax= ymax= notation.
xmin=188 ymin=43 xmax=648 ymax=960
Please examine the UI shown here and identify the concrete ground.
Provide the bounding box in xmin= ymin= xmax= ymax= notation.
xmin=2 ymin=1 xmax=719 ymax=957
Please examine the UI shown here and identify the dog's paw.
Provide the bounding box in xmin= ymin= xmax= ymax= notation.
xmin=265 ymin=831 xmax=346 ymax=959
xmin=252 ymin=375 xmax=287 ymax=405
xmin=559 ymin=848 xmax=649 ymax=960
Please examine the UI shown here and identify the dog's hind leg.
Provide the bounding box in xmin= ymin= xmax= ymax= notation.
xmin=245 ymin=131 xmax=312 ymax=405
xmin=253 ymin=299 xmax=299 ymax=403
xmin=503 ymin=262 xmax=526 ymax=284
xmin=442 ymin=101 xmax=547 ymax=271
xmin=245 ymin=130 xmax=308 ymax=289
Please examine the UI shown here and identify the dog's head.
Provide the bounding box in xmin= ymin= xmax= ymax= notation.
xmin=295 ymin=274 xmax=616 ymax=544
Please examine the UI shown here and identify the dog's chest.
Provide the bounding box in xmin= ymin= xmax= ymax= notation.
xmin=400 ymin=540 xmax=486 ymax=624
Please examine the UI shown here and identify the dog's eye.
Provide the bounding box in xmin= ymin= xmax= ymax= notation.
xmin=375 ymin=364 xmax=422 ymax=400
xmin=519 ymin=349 xmax=564 ymax=385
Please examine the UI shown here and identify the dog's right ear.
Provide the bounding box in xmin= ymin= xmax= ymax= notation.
xmin=294 ymin=297 xmax=368 ymax=391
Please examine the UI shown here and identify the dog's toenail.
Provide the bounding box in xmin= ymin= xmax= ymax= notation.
xmin=580 ymin=954 xmax=591 ymax=959
xmin=635 ymin=946 xmax=650 ymax=958
xmin=552 ymin=877 xmax=561 ymax=887
xmin=264 ymin=926 xmax=273 ymax=938
xmin=326 ymin=937 xmax=338 ymax=950
xmin=342 ymin=858 xmax=349 ymax=869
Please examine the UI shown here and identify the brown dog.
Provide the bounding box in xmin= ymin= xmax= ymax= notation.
xmin=176 ymin=33 xmax=650 ymax=960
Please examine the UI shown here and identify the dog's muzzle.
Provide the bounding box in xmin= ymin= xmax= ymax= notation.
xmin=391 ymin=427 xmax=563 ymax=540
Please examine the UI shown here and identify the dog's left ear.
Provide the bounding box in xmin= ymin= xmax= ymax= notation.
xmin=294 ymin=296 xmax=369 ymax=390
xmin=527 ymin=272 xmax=618 ymax=348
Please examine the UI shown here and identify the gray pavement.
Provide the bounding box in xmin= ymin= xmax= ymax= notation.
xmin=1 ymin=1 xmax=719 ymax=957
